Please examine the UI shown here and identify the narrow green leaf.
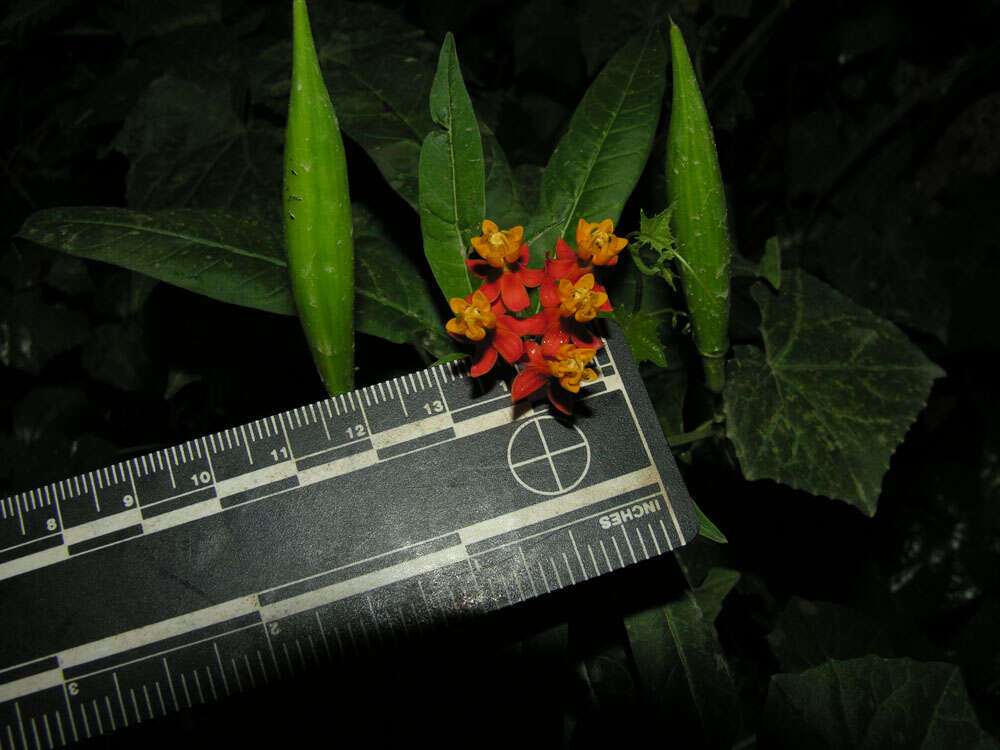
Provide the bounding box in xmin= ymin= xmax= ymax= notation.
xmin=418 ymin=33 xmax=484 ymax=301
xmin=609 ymin=308 xmax=669 ymax=367
xmin=16 ymin=206 xmax=445 ymax=347
xmin=696 ymin=503 xmax=727 ymax=543
xmin=625 ymin=568 xmax=742 ymax=747
xmin=723 ymin=270 xmax=945 ymax=514
xmin=285 ymin=0 xmax=355 ymax=396
xmin=429 ymin=352 xmax=468 ymax=367
xmin=667 ymin=19 xmax=732 ymax=393
xmin=525 ymin=27 xmax=666 ymax=265
xmin=759 ymin=235 xmax=781 ymax=289
xmin=16 ymin=207 xmax=295 ymax=315
xmin=761 ymin=657 xmax=1000 ymax=750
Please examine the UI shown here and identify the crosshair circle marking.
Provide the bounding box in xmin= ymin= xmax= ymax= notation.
xmin=506 ymin=417 xmax=591 ymax=496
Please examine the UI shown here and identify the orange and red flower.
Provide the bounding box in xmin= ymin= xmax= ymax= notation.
xmin=576 ymin=218 xmax=627 ymax=267
xmin=511 ymin=341 xmax=599 ymax=415
xmin=446 ymin=290 xmax=545 ymax=376
xmin=467 ymin=221 xmax=544 ymax=312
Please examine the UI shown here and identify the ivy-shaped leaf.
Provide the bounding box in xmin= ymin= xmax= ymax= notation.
xmin=525 ymin=27 xmax=666 ymax=265
xmin=418 ymin=33 xmax=484 ymax=301
xmin=724 ymin=270 xmax=944 ymax=515
xmin=113 ymin=74 xmax=283 ymax=214
xmin=767 ymin=597 xmax=897 ymax=674
xmin=609 ymin=308 xmax=668 ymax=368
xmin=625 ymin=568 xmax=742 ymax=747
xmin=761 ymin=657 xmax=1000 ymax=749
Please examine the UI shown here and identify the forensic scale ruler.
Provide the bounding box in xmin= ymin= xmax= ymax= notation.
xmin=0 ymin=322 xmax=697 ymax=748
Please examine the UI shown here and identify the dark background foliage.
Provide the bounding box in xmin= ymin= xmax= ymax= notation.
xmin=1 ymin=0 xmax=999 ymax=746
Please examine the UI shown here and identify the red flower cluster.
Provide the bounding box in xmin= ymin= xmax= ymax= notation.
xmin=446 ymin=219 xmax=626 ymax=414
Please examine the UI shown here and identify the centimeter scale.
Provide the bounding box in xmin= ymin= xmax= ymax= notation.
xmin=0 ymin=322 xmax=697 ymax=748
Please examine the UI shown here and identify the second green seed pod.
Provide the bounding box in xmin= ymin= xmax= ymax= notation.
xmin=667 ymin=19 xmax=732 ymax=393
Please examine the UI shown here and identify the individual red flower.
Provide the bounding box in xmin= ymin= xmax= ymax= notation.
xmin=467 ymin=220 xmax=545 ymax=312
xmin=539 ymin=272 xmax=610 ymax=354
xmin=446 ymin=290 xmax=543 ymax=377
xmin=511 ymin=341 xmax=599 ymax=415
xmin=539 ymin=238 xmax=590 ymax=306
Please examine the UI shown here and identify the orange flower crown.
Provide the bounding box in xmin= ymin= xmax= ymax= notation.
xmin=445 ymin=218 xmax=624 ymax=415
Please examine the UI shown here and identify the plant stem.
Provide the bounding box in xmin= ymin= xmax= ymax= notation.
xmin=667 ymin=420 xmax=719 ymax=447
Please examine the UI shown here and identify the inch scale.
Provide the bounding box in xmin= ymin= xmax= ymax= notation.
xmin=0 ymin=322 xmax=697 ymax=748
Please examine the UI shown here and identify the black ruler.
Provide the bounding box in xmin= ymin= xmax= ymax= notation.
xmin=0 ymin=322 xmax=697 ymax=748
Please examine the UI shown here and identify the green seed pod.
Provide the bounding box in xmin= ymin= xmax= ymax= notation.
xmin=667 ymin=19 xmax=732 ymax=393
xmin=284 ymin=0 xmax=354 ymax=396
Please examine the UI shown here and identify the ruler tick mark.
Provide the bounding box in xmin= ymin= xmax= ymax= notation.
xmin=550 ymin=558 xmax=563 ymax=589
xmin=54 ymin=712 xmax=66 ymax=746
xmin=155 ymin=682 xmax=166 ymax=715
xmin=395 ymin=381 xmax=407 ymax=416
xmin=204 ymin=667 xmax=218 ymax=701
xmin=659 ymin=519 xmax=674 ymax=551
xmin=112 ymin=673 xmax=127 ymax=727
xmin=129 ymin=688 xmax=141 ymax=724
xmin=562 ymin=552 xmax=576 ymax=584
xmin=29 ymin=717 xmax=39 ymax=750
xmin=90 ymin=700 xmax=102 ymax=735
xmin=621 ymin=528 xmax=637 ymax=563
xmin=230 ymin=659 xmax=244 ymax=693
xmin=77 ymin=707 xmax=90 ymax=740
xmin=245 ymin=654 xmax=258 ymax=688
xmin=518 ymin=548 xmax=537 ymax=596
xmin=179 ymin=673 xmax=192 ymax=708
xmin=648 ymin=522 xmax=662 ymax=555
xmin=142 ymin=685 xmax=154 ymax=719
xmin=103 ymin=696 xmax=116 ymax=732
xmin=569 ymin=530 xmax=587 ymax=577
xmin=41 ymin=714 xmax=52 ymax=750
xmin=588 ymin=544 xmax=601 ymax=574
xmin=636 ymin=527 xmax=650 ymax=559
xmin=537 ymin=562 xmax=551 ymax=592
xmin=162 ymin=658 xmax=179 ymax=710
xmin=213 ymin=643 xmax=230 ymax=696
xmin=611 ymin=537 xmax=625 ymax=567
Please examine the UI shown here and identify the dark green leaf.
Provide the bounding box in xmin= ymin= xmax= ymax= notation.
xmin=767 ymin=597 xmax=896 ymax=673
xmin=113 ymin=74 xmax=283 ymax=214
xmin=17 ymin=207 xmax=295 ymax=315
xmin=44 ymin=256 xmax=93 ymax=297
xmin=625 ymin=568 xmax=742 ymax=748
xmin=81 ymin=322 xmax=155 ymax=392
xmin=525 ymin=28 xmax=666 ymax=265
xmin=610 ymin=308 xmax=668 ymax=368
xmin=354 ymin=206 xmax=444 ymax=345
xmin=761 ymin=657 xmax=1000 ymax=750
xmin=482 ymin=124 xmax=525 ymax=230
xmin=418 ymin=33 xmax=484 ymax=301
xmin=724 ymin=270 xmax=944 ymax=515
xmin=18 ymin=206 xmax=447 ymax=348
xmin=644 ymin=365 xmax=686 ymax=437
xmin=0 ymin=290 xmax=89 ymax=374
